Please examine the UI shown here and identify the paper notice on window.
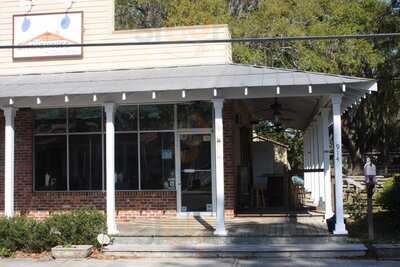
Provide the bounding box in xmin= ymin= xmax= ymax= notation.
xmin=206 ymin=204 xmax=213 ymax=212
xmin=203 ymin=135 xmax=211 ymax=142
xmin=162 ymin=149 xmax=172 ymax=159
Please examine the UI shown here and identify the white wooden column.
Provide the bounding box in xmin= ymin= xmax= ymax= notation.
xmin=317 ymin=115 xmax=325 ymax=206
xmin=312 ymin=124 xmax=319 ymax=204
xmin=331 ymin=95 xmax=348 ymax=234
xmin=303 ymin=130 xmax=309 ymax=192
xmin=212 ymin=99 xmax=227 ymax=236
xmin=321 ymin=108 xmax=334 ymax=219
xmin=307 ymin=128 xmax=313 ymax=195
xmin=308 ymin=126 xmax=314 ymax=200
xmin=3 ymin=107 xmax=16 ymax=217
xmin=104 ymin=103 xmax=118 ymax=235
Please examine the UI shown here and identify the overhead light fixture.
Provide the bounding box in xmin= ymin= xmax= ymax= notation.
xmin=152 ymin=91 xmax=156 ymax=99
xmin=64 ymin=95 xmax=69 ymax=103
xmin=36 ymin=97 xmax=41 ymax=105
xmin=342 ymin=84 xmax=346 ymax=92
xmin=93 ymin=94 xmax=97 ymax=102
xmin=64 ymin=0 xmax=74 ymax=9
xmin=308 ymin=85 xmax=313 ymax=94
xmin=9 ymin=98 xmax=14 ymax=105
xmin=213 ymin=88 xmax=218 ymax=97
xmin=181 ymin=90 xmax=186 ymax=98
xmin=122 ymin=93 xmax=127 ymax=101
xmin=276 ymin=86 xmax=280 ymax=95
xmin=244 ymin=87 xmax=248 ymax=96
xmin=20 ymin=0 xmax=33 ymax=13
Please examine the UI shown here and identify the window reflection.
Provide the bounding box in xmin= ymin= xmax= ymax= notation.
xmin=69 ymin=107 xmax=102 ymax=133
xmin=140 ymin=104 xmax=174 ymax=130
xmin=178 ymin=102 xmax=212 ymax=129
xmin=115 ymin=105 xmax=138 ymax=131
xmin=34 ymin=109 xmax=66 ymax=134
xmin=35 ymin=136 xmax=67 ymax=191
xmin=116 ymin=133 xmax=138 ymax=190
xmin=69 ymin=134 xmax=103 ymax=190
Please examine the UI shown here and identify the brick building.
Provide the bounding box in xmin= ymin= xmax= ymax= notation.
xmin=0 ymin=0 xmax=376 ymax=235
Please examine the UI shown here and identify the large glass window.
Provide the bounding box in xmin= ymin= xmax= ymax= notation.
xmin=140 ymin=132 xmax=175 ymax=190
xmin=115 ymin=133 xmax=138 ymax=190
xmin=34 ymin=136 xmax=67 ymax=191
xmin=34 ymin=102 xmax=212 ymax=192
xmin=69 ymin=135 xmax=103 ymax=191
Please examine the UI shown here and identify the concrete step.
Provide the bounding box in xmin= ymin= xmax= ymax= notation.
xmin=103 ymin=243 xmax=367 ymax=258
xmin=112 ymin=235 xmax=349 ymax=246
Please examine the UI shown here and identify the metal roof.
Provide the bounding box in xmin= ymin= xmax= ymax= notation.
xmin=0 ymin=63 xmax=376 ymax=98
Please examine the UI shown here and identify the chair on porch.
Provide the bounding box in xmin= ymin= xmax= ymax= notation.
xmin=251 ymin=175 xmax=268 ymax=208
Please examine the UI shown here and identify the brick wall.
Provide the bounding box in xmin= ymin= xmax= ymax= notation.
xmin=0 ymin=105 xmax=236 ymax=220
xmin=223 ymin=100 xmax=236 ymax=217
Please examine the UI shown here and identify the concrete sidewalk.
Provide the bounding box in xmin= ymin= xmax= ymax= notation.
xmin=0 ymin=258 xmax=399 ymax=267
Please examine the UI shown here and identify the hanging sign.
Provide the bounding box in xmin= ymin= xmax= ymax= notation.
xmin=13 ymin=12 xmax=83 ymax=60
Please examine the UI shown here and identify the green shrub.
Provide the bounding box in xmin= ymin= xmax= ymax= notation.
xmin=0 ymin=247 xmax=13 ymax=258
xmin=345 ymin=191 xmax=367 ymax=221
xmin=377 ymin=176 xmax=400 ymax=216
xmin=0 ymin=208 xmax=106 ymax=253
xmin=45 ymin=208 xmax=106 ymax=247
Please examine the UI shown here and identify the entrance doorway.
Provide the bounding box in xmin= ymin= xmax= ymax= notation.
xmin=177 ymin=133 xmax=214 ymax=214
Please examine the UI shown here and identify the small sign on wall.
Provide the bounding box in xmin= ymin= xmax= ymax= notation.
xmin=13 ymin=12 xmax=83 ymax=60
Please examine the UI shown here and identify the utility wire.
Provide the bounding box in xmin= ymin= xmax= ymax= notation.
xmin=1 ymin=33 xmax=400 ymax=49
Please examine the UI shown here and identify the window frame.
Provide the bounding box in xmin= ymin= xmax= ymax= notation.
xmin=32 ymin=102 xmax=213 ymax=192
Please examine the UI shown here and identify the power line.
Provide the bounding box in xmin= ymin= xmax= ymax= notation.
xmin=2 ymin=33 xmax=400 ymax=49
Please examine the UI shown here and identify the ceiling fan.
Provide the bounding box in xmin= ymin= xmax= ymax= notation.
xmin=257 ymin=98 xmax=294 ymax=127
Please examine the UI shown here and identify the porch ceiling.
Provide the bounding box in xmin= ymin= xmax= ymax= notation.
xmin=0 ymin=63 xmax=376 ymax=110
xmin=244 ymin=97 xmax=321 ymax=130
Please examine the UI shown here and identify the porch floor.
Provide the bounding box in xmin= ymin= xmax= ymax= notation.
xmin=117 ymin=215 xmax=329 ymax=237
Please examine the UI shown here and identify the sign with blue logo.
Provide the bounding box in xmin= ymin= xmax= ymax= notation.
xmin=13 ymin=12 xmax=83 ymax=60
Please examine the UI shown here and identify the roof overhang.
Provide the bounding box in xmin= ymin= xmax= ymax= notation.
xmin=0 ymin=64 xmax=376 ymax=111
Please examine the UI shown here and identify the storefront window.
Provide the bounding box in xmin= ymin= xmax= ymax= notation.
xmin=140 ymin=132 xmax=175 ymax=190
xmin=33 ymin=102 xmax=211 ymax=192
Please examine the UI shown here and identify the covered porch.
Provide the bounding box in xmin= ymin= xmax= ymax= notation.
xmin=0 ymin=64 xmax=376 ymax=236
